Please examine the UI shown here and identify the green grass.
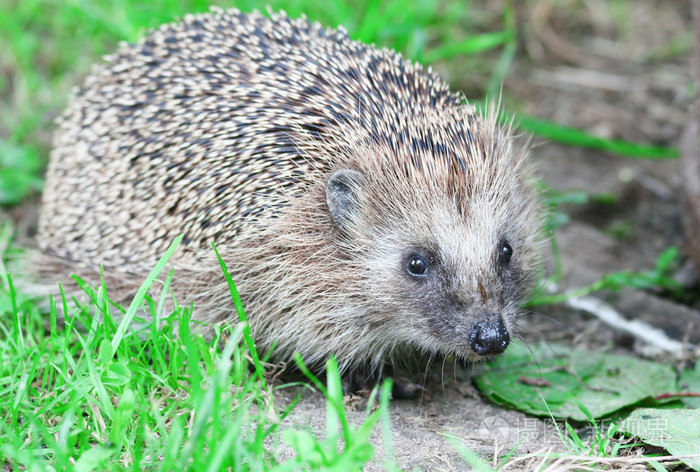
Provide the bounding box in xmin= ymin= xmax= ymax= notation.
xmin=528 ymin=246 xmax=682 ymax=307
xmin=0 ymin=234 xmax=394 ymax=470
xmin=531 ymin=187 xmax=684 ymax=306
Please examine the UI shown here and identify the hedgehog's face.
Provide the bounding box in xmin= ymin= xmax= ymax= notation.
xmin=326 ymin=165 xmax=540 ymax=362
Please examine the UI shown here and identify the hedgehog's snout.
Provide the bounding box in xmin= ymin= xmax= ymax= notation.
xmin=468 ymin=314 xmax=510 ymax=355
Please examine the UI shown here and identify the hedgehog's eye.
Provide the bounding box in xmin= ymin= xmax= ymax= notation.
xmin=498 ymin=241 xmax=513 ymax=265
xmin=406 ymin=253 xmax=428 ymax=276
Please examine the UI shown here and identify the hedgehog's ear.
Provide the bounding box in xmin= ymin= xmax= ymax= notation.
xmin=326 ymin=169 xmax=366 ymax=228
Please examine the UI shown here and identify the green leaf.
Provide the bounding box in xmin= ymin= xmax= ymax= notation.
xmin=619 ymin=409 xmax=700 ymax=470
xmin=97 ymin=340 xmax=112 ymax=366
xmin=679 ymin=362 xmax=700 ymax=409
xmin=474 ymin=343 xmax=678 ymax=421
xmin=104 ymin=362 xmax=131 ymax=387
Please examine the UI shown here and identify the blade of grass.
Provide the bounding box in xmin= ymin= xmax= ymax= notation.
xmin=380 ymin=383 xmax=400 ymax=472
xmin=110 ymin=234 xmax=183 ymax=355
xmin=516 ymin=114 xmax=679 ymax=160
xmin=475 ymin=102 xmax=679 ymax=159
xmin=213 ymin=243 xmax=268 ymax=391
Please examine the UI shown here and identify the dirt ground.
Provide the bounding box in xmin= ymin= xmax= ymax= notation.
xmin=273 ymin=1 xmax=700 ymax=470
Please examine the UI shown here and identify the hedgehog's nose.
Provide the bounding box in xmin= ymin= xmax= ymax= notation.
xmin=469 ymin=315 xmax=510 ymax=355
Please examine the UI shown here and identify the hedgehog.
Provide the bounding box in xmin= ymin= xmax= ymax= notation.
xmin=35 ymin=8 xmax=542 ymax=376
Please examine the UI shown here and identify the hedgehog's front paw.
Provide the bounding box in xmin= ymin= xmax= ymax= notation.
xmin=389 ymin=377 xmax=424 ymax=400
xmin=343 ymin=369 xmax=424 ymax=400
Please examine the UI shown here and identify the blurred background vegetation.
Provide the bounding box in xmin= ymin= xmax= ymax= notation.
xmin=1 ymin=0 xmax=683 ymax=206
xmin=0 ymin=0 xmax=511 ymax=204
